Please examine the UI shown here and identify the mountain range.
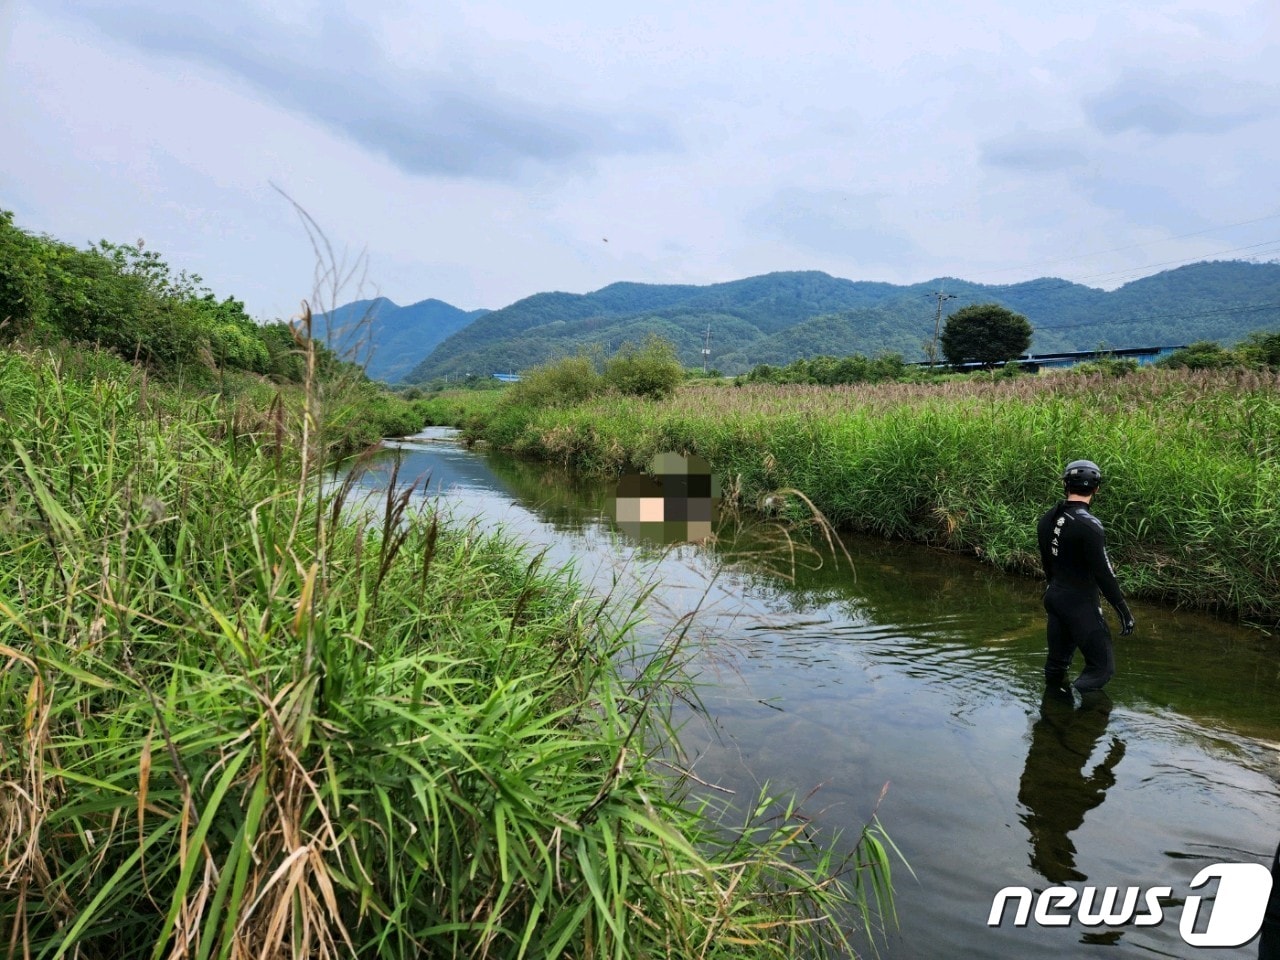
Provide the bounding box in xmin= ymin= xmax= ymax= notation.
xmin=313 ymin=297 xmax=490 ymax=383
xmin=323 ymin=261 xmax=1280 ymax=382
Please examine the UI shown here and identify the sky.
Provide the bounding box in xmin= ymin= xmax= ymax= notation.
xmin=3 ymin=0 xmax=1278 ymax=321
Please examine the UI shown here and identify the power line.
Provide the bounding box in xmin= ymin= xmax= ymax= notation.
xmin=969 ymin=209 xmax=1280 ymax=281
xmin=934 ymin=245 xmax=1280 ymax=309
xmin=966 ymin=239 xmax=1280 ymax=294
xmin=1037 ymin=301 xmax=1279 ymax=334
xmin=1064 ymin=239 xmax=1280 ymax=287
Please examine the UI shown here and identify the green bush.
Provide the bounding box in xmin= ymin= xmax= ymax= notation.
xmin=505 ymin=352 xmax=603 ymax=408
xmin=1157 ymin=340 xmax=1235 ymax=370
xmin=0 ymin=212 xmax=352 ymax=384
xmin=1237 ymin=329 xmax=1280 ymax=368
xmin=1073 ymin=355 xmax=1139 ymax=378
xmin=603 ymin=335 xmax=684 ymax=400
xmin=1153 ymin=330 xmax=1280 ymax=373
xmin=0 ymin=211 xmax=51 ymax=336
xmin=738 ymin=353 xmax=908 ymax=386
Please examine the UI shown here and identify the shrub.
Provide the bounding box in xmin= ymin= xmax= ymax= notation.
xmin=505 ymin=352 xmax=603 ymax=408
xmin=1073 ymin=356 xmax=1138 ymax=378
xmin=0 ymin=211 xmax=50 ymax=336
xmin=603 ymin=334 xmax=684 ymax=400
xmin=1237 ymin=329 xmax=1280 ymax=368
xmin=1157 ymin=340 xmax=1235 ymax=370
xmin=738 ymin=353 xmax=908 ymax=386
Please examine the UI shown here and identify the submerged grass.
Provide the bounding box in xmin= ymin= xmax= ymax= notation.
xmin=0 ymin=344 xmax=896 ymax=959
xmin=423 ymin=369 xmax=1280 ymax=626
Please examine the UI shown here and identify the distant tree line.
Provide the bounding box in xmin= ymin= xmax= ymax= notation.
xmin=735 ymin=352 xmax=909 ymax=386
xmin=1156 ymin=331 xmax=1280 ymax=370
xmin=731 ymin=316 xmax=1280 ymax=386
xmin=404 ymin=262 xmax=1280 ymax=382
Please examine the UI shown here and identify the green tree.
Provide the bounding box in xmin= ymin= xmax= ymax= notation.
xmin=940 ymin=303 xmax=1033 ymax=368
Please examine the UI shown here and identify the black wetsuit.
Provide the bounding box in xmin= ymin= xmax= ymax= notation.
xmin=1036 ymin=500 xmax=1132 ymax=692
xmin=1260 ymin=840 xmax=1280 ymax=959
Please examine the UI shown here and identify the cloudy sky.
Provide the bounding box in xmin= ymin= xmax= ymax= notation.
xmin=3 ymin=0 xmax=1278 ymax=320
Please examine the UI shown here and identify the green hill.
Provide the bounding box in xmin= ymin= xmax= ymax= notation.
xmin=378 ymin=261 xmax=1280 ymax=381
xmin=315 ymin=297 xmax=489 ymax=383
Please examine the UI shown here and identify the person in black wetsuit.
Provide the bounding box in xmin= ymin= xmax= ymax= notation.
xmin=1036 ymin=460 xmax=1135 ymax=693
xmin=1259 ymin=838 xmax=1280 ymax=958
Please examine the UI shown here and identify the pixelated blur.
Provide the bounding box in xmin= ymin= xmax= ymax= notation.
xmin=609 ymin=452 xmax=721 ymax=544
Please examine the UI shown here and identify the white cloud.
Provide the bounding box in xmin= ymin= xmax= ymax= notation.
xmin=43 ymin=0 xmax=681 ymax=179
xmin=1085 ymin=70 xmax=1274 ymax=137
xmin=4 ymin=0 xmax=1278 ymax=317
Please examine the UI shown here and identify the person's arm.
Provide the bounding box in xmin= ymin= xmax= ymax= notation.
xmin=1086 ymin=518 xmax=1134 ymax=634
xmin=1037 ymin=509 xmax=1056 ymax=581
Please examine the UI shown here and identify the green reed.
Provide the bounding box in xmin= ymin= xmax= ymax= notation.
xmin=1 ymin=345 xmax=895 ymax=959
xmin=426 ymin=368 xmax=1280 ymax=626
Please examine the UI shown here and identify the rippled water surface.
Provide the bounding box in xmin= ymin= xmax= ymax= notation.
xmin=351 ymin=429 xmax=1280 ymax=958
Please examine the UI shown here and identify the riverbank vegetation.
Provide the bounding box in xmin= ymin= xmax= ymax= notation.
xmin=0 ymin=210 xmax=428 ymax=450
xmin=1 ymin=287 xmax=897 ymax=952
xmin=1 ymin=210 xmax=295 ymax=380
xmin=422 ymin=356 xmax=1280 ymax=627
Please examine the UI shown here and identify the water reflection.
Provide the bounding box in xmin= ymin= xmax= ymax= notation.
xmin=1018 ymin=690 xmax=1124 ymax=883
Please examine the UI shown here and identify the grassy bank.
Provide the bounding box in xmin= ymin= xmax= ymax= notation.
xmin=0 ymin=209 xmax=429 ymax=456
xmin=0 ymin=344 xmax=895 ymax=959
xmin=422 ymin=368 xmax=1280 ymax=626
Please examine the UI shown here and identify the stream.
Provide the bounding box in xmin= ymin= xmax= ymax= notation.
xmin=350 ymin=428 xmax=1280 ymax=959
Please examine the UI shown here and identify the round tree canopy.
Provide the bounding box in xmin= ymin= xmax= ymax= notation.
xmin=940 ymin=303 xmax=1033 ymax=368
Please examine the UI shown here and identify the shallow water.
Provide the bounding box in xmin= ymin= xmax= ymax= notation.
xmin=351 ymin=428 xmax=1280 ymax=958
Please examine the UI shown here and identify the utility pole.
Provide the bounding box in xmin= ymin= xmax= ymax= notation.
xmin=928 ymin=292 xmax=958 ymax=369
xmin=702 ymin=322 xmax=712 ymax=374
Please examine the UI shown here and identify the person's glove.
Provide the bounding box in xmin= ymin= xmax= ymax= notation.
xmin=1117 ymin=604 xmax=1135 ymax=636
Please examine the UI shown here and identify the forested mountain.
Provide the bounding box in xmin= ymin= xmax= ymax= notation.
xmin=384 ymin=261 xmax=1280 ymax=381
xmin=314 ymin=296 xmax=489 ymax=383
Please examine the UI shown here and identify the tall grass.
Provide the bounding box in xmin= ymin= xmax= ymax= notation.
xmin=0 ymin=343 xmax=896 ymax=958
xmin=424 ymin=368 xmax=1280 ymax=625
